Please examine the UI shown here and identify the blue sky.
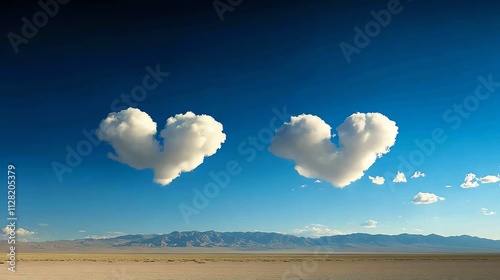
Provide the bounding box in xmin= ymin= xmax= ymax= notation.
xmin=1 ymin=0 xmax=500 ymax=241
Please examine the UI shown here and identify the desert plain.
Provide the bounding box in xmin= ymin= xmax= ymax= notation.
xmin=1 ymin=253 xmax=500 ymax=279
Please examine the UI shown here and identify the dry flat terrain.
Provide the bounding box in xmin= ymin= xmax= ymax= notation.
xmin=1 ymin=254 xmax=500 ymax=279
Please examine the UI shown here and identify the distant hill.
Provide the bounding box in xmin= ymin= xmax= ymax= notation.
xmin=3 ymin=231 xmax=500 ymax=253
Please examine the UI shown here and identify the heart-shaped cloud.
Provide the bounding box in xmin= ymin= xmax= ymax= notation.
xmin=268 ymin=112 xmax=398 ymax=187
xmin=97 ymin=108 xmax=226 ymax=186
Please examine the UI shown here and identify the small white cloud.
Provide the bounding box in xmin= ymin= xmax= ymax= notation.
xmin=392 ymin=172 xmax=407 ymax=183
xmin=38 ymin=223 xmax=48 ymax=227
xmin=413 ymin=228 xmax=423 ymax=232
xmin=17 ymin=228 xmax=36 ymax=236
xmin=79 ymin=230 xmax=86 ymax=233
xmin=412 ymin=192 xmax=445 ymax=205
xmin=445 ymin=185 xmax=452 ymax=188
xmin=368 ymin=175 xmax=385 ymax=185
xmin=401 ymin=227 xmax=407 ymax=232
xmin=291 ymin=189 xmax=295 ymax=191
xmin=361 ymin=220 xmax=378 ymax=228
xmin=268 ymin=113 xmax=398 ymax=188
xmin=292 ymin=224 xmax=342 ymax=237
xmin=300 ymin=184 xmax=307 ymax=188
xmin=461 ymin=173 xmax=479 ymax=188
xmin=98 ymin=108 xmax=226 ymax=186
xmin=314 ymin=180 xmax=322 ymax=183
xmin=3 ymin=227 xmax=35 ymax=236
xmin=478 ymin=175 xmax=500 ymax=184
xmin=410 ymin=171 xmax=426 ymax=178
xmin=482 ymin=208 xmax=496 ymax=216
xmin=85 ymin=232 xmax=126 ymax=239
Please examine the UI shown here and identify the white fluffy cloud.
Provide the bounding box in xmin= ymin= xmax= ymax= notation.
xmin=292 ymin=224 xmax=342 ymax=237
xmin=268 ymin=113 xmax=398 ymax=188
xmin=460 ymin=173 xmax=480 ymax=188
xmin=314 ymin=180 xmax=322 ymax=183
xmin=2 ymin=227 xmax=35 ymax=236
xmin=482 ymin=208 xmax=496 ymax=216
xmin=410 ymin=171 xmax=426 ymax=178
xmin=392 ymin=171 xmax=407 ymax=183
xmin=368 ymin=176 xmax=385 ymax=185
xmin=478 ymin=175 xmax=500 ymax=184
xmin=412 ymin=192 xmax=445 ymax=205
xmin=98 ymin=108 xmax=226 ymax=186
xmin=445 ymin=185 xmax=452 ymax=188
xmin=361 ymin=220 xmax=378 ymax=228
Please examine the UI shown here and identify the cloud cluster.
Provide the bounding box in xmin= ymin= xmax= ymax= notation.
xmin=412 ymin=192 xmax=445 ymax=205
xmin=269 ymin=113 xmax=398 ymax=188
xmin=98 ymin=108 xmax=226 ymax=186
xmin=2 ymin=227 xmax=35 ymax=236
xmin=361 ymin=220 xmax=378 ymax=228
xmin=461 ymin=173 xmax=480 ymax=188
xmin=368 ymin=176 xmax=385 ymax=185
xmin=392 ymin=171 xmax=407 ymax=183
xmin=482 ymin=208 xmax=496 ymax=216
xmin=292 ymin=224 xmax=342 ymax=237
xmin=411 ymin=171 xmax=425 ymax=178
xmin=460 ymin=173 xmax=499 ymax=188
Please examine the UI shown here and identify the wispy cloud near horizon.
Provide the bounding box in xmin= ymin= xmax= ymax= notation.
xmin=292 ymin=224 xmax=343 ymax=237
xmin=361 ymin=220 xmax=378 ymax=228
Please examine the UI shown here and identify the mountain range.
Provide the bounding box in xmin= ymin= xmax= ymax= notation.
xmin=4 ymin=231 xmax=500 ymax=253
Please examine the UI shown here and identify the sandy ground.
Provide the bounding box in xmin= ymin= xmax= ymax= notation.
xmin=2 ymin=259 xmax=500 ymax=280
